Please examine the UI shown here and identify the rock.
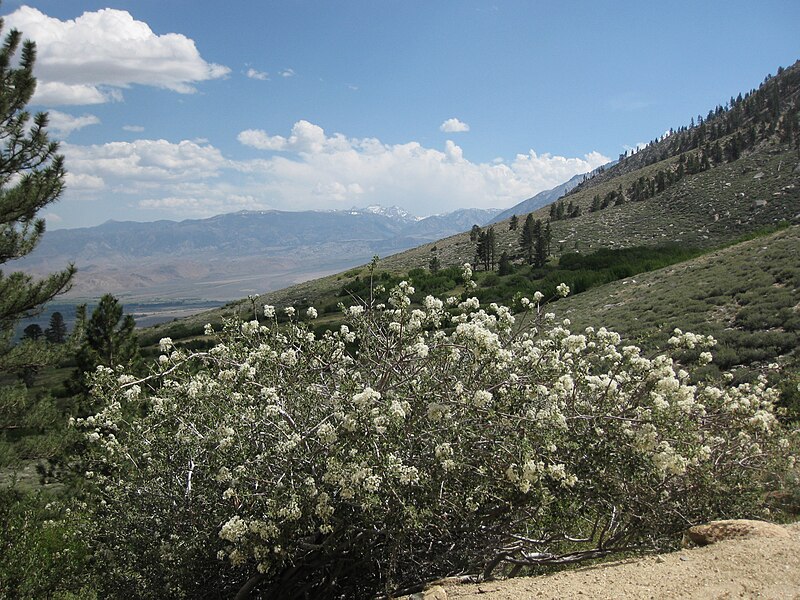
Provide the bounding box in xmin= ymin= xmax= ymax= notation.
xmin=427 ymin=586 xmax=448 ymax=600
xmin=684 ymin=519 xmax=791 ymax=547
xmin=408 ymin=585 xmax=448 ymax=600
xmin=752 ymin=199 xmax=768 ymax=208
xmin=753 ymin=171 xmax=765 ymax=179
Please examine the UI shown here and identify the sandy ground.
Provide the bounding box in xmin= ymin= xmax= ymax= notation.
xmin=427 ymin=522 xmax=800 ymax=600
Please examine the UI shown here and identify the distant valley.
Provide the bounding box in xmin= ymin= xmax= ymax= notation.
xmin=17 ymin=206 xmax=502 ymax=303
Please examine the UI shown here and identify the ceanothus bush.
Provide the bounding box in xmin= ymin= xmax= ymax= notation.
xmin=76 ymin=266 xmax=790 ymax=599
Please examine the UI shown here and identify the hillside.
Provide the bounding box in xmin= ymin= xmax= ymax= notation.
xmin=158 ymin=141 xmax=798 ymax=334
xmin=143 ymin=62 xmax=800 ymax=388
xmin=486 ymin=162 xmax=614 ymax=225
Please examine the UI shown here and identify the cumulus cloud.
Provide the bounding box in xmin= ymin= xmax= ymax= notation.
xmin=47 ymin=110 xmax=100 ymax=137
xmin=238 ymin=120 xmax=336 ymax=153
xmin=64 ymin=171 xmax=105 ymax=191
xmin=62 ymin=139 xmax=228 ymax=183
xmin=5 ymin=6 xmax=230 ymax=106
xmin=234 ymin=121 xmax=609 ymax=215
xmin=440 ymin=118 xmax=470 ymax=133
xmin=33 ymin=82 xmax=119 ymax=105
xmin=246 ymin=67 xmax=269 ymax=81
xmin=56 ymin=124 xmax=609 ymax=222
xmin=279 ymin=68 xmax=295 ymax=78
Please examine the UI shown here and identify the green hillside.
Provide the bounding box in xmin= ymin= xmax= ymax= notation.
xmin=146 ymin=59 xmax=800 ymax=342
xmin=557 ymin=225 xmax=799 ymax=358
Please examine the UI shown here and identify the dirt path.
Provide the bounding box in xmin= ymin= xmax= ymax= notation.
xmin=429 ymin=522 xmax=800 ymax=600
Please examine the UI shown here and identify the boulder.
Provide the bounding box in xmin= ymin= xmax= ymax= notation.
xmin=684 ymin=519 xmax=791 ymax=547
xmin=407 ymin=585 xmax=448 ymax=600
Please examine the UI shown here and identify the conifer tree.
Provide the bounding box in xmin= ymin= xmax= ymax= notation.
xmin=0 ymin=23 xmax=73 ymax=344
xmin=498 ymin=250 xmax=512 ymax=275
xmin=22 ymin=323 xmax=42 ymax=340
xmin=78 ymin=295 xmax=139 ymax=372
xmin=520 ymin=214 xmax=535 ymax=264
xmin=44 ymin=311 xmax=67 ymax=343
xmin=70 ymin=295 xmax=139 ymax=400
xmin=428 ymin=246 xmax=440 ymax=273
xmin=474 ymin=226 xmax=497 ymax=271
xmin=469 ymin=224 xmax=481 ymax=242
xmin=508 ymin=214 xmax=518 ymax=231
xmin=0 ymin=15 xmax=74 ymax=440
xmin=533 ymin=220 xmax=550 ymax=268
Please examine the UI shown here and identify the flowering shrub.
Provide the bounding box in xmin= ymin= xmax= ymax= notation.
xmin=77 ymin=268 xmax=790 ymax=599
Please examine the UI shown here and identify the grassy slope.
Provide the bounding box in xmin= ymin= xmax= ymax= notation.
xmin=146 ymin=142 xmax=799 ymax=342
xmin=555 ymin=225 xmax=799 ymax=366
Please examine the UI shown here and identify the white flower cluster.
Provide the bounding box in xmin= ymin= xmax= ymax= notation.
xmin=78 ymin=277 xmax=789 ymax=596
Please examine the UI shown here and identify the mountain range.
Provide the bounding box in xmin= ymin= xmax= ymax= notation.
xmin=16 ymin=206 xmax=501 ymax=301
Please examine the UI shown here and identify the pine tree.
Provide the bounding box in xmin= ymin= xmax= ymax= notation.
xmin=487 ymin=226 xmax=496 ymax=270
xmin=44 ymin=311 xmax=67 ymax=343
xmin=474 ymin=227 xmax=497 ymax=271
xmin=0 ymin=17 xmax=74 ymax=441
xmin=22 ymin=323 xmax=42 ymax=340
xmin=508 ymin=214 xmax=518 ymax=231
xmin=80 ymin=295 xmax=139 ymax=370
xmin=533 ymin=219 xmax=549 ymax=268
xmin=544 ymin=221 xmax=552 ymax=257
xmin=0 ymin=27 xmax=73 ymax=343
xmin=498 ymin=251 xmax=512 ymax=276
xmin=520 ymin=214 xmax=535 ymax=264
xmin=70 ymin=295 xmax=139 ymax=399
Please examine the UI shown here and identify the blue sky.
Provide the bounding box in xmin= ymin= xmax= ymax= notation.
xmin=3 ymin=1 xmax=798 ymax=229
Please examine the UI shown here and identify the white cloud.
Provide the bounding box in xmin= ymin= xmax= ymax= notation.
xmin=64 ymin=172 xmax=105 ymax=191
xmin=279 ymin=68 xmax=295 ymax=78
xmin=62 ymin=139 xmax=228 ymax=183
xmin=33 ymin=82 xmax=119 ymax=106
xmin=47 ymin=110 xmax=100 ymax=137
xmin=246 ymin=67 xmax=269 ymax=81
xmin=123 ymin=125 xmax=145 ymax=132
xmin=5 ymin=6 xmax=230 ymax=106
xmin=238 ymin=120 xmax=334 ymax=153
xmin=56 ymin=125 xmax=609 ymax=223
xmin=234 ymin=121 xmax=609 ymax=215
xmin=440 ymin=118 xmax=470 ymax=133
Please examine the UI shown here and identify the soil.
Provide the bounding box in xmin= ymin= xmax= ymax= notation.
xmin=430 ymin=522 xmax=800 ymax=600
